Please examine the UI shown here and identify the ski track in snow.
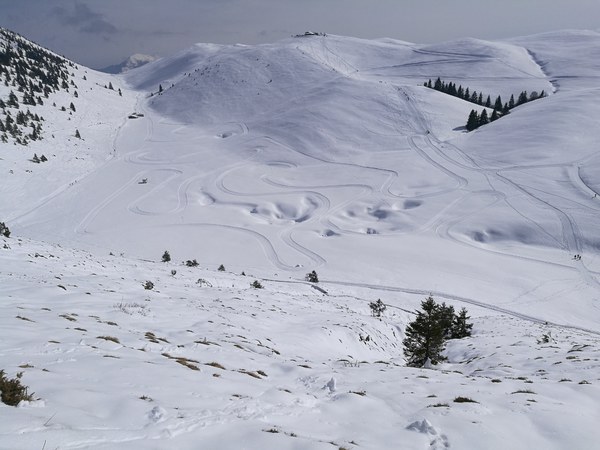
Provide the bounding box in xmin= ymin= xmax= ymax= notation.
xmin=6 ymin=31 xmax=600 ymax=331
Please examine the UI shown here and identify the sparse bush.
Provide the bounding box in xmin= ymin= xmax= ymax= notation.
xmin=0 ymin=370 xmax=34 ymax=406
xmin=537 ymin=331 xmax=554 ymax=344
xmin=185 ymin=259 xmax=199 ymax=267
xmin=143 ymin=280 xmax=154 ymax=290
xmin=97 ymin=335 xmax=120 ymax=344
xmin=453 ymin=396 xmax=478 ymax=403
xmin=0 ymin=222 xmax=11 ymax=238
xmin=511 ymin=389 xmax=536 ymax=394
xmin=218 ymin=264 xmax=225 ymax=271
xmin=369 ymin=299 xmax=386 ymax=317
xmin=251 ymin=280 xmax=263 ymax=289
xmin=170 ymin=269 xmax=177 ymax=277
xmin=162 ymin=250 xmax=171 ymax=262
xmin=305 ymin=270 xmax=319 ymax=283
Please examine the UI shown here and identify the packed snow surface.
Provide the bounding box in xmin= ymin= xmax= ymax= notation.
xmin=1 ymin=30 xmax=600 ymax=449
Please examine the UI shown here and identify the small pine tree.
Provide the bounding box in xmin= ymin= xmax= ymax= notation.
xmin=466 ymin=110 xmax=479 ymax=131
xmin=32 ymin=153 xmax=40 ymax=163
xmin=478 ymin=109 xmax=489 ymax=126
xmin=118 ymin=88 xmax=122 ymax=96
xmin=218 ymin=264 xmax=225 ymax=272
xmin=251 ymin=280 xmax=263 ymax=289
xmin=450 ymin=308 xmax=473 ymax=339
xmin=158 ymin=84 xmax=163 ymax=93
xmin=305 ymin=270 xmax=319 ymax=283
xmin=403 ymin=296 xmax=448 ymax=367
xmin=369 ymin=299 xmax=386 ymax=318
xmin=161 ymin=250 xmax=171 ymax=262
xmin=485 ymin=95 xmax=491 ymax=107
xmin=494 ymin=95 xmax=503 ymax=111
xmin=75 ymin=129 xmax=81 ymax=139
xmin=0 ymin=221 xmax=10 ymax=238
xmin=108 ymin=82 xmax=114 ymax=90
xmin=40 ymin=154 xmax=47 ymax=162
xmin=69 ymin=102 xmax=76 ymax=112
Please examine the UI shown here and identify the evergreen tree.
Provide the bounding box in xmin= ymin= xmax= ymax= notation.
xmin=108 ymin=82 xmax=114 ymax=90
xmin=75 ymin=129 xmax=81 ymax=139
xmin=0 ymin=221 xmax=10 ymax=238
xmin=7 ymin=91 xmax=18 ymax=108
xmin=478 ymin=109 xmax=489 ymax=126
xmin=69 ymin=102 xmax=76 ymax=112
xmin=494 ymin=95 xmax=503 ymax=111
xmin=490 ymin=109 xmax=499 ymax=122
xmin=434 ymin=77 xmax=442 ymax=90
xmin=438 ymin=303 xmax=455 ymax=339
xmin=305 ymin=270 xmax=319 ymax=283
xmin=403 ymin=296 xmax=448 ymax=367
xmin=369 ymin=299 xmax=387 ymax=318
xmin=508 ymin=94 xmax=515 ymax=109
xmin=450 ymin=308 xmax=473 ymax=339
xmin=161 ymin=250 xmax=171 ymax=262
xmin=485 ymin=95 xmax=491 ymax=107
xmin=158 ymin=84 xmax=163 ymax=93
xmin=466 ymin=110 xmax=479 ymax=131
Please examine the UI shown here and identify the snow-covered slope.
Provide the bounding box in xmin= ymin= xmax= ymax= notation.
xmin=1 ymin=29 xmax=600 ymax=449
xmin=0 ymin=28 xmax=137 ymax=221
xmin=2 ymin=235 xmax=599 ymax=450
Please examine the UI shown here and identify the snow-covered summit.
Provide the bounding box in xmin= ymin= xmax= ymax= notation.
xmin=99 ymin=53 xmax=157 ymax=74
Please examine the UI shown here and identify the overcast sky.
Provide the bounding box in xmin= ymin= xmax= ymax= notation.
xmin=1 ymin=0 xmax=598 ymax=69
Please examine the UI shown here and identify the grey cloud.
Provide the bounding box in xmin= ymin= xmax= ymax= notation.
xmin=52 ymin=2 xmax=117 ymax=34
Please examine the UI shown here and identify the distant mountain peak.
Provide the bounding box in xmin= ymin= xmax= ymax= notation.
xmin=99 ymin=54 xmax=157 ymax=74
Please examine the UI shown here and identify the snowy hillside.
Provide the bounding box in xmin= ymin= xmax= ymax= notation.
xmin=0 ymin=28 xmax=137 ymax=221
xmin=2 ymin=28 xmax=600 ymax=449
xmin=2 ymin=235 xmax=599 ymax=449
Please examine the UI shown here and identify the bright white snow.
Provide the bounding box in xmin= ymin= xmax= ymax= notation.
xmin=1 ymin=30 xmax=600 ymax=449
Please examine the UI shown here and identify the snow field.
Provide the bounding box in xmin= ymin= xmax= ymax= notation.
xmin=2 ymin=29 xmax=600 ymax=448
xmin=1 ymin=236 xmax=599 ymax=449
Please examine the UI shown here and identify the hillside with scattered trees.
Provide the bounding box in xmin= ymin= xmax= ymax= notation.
xmin=424 ymin=77 xmax=547 ymax=131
